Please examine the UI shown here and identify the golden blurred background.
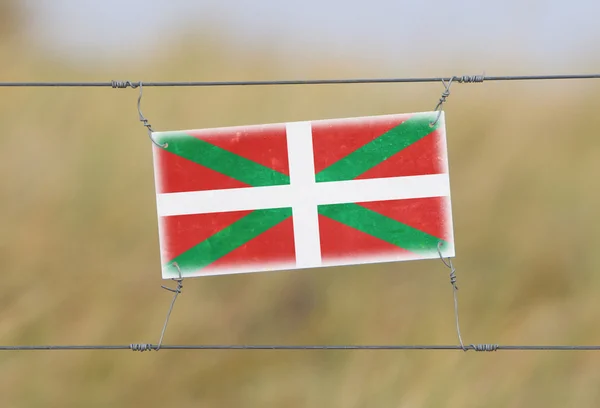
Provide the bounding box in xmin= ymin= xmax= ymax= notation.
xmin=1 ymin=1 xmax=600 ymax=406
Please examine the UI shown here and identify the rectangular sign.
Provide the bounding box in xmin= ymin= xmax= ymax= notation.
xmin=151 ymin=111 xmax=455 ymax=279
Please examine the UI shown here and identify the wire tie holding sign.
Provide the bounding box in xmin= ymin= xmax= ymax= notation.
xmin=430 ymin=77 xmax=454 ymax=127
xmin=430 ymin=74 xmax=485 ymax=127
xmin=155 ymin=262 xmax=184 ymax=351
xmin=129 ymin=261 xmax=184 ymax=352
xmin=113 ymin=80 xmax=182 ymax=353
xmin=437 ymin=242 xmax=498 ymax=352
xmin=437 ymin=241 xmax=466 ymax=351
xmin=112 ymin=80 xmax=166 ymax=148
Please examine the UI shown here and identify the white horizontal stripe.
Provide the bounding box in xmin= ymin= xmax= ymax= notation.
xmin=156 ymin=173 xmax=450 ymax=217
xmin=314 ymin=174 xmax=450 ymax=206
xmin=157 ymin=185 xmax=291 ymax=216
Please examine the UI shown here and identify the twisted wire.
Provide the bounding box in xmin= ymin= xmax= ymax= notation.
xmin=156 ymin=263 xmax=184 ymax=351
xmin=436 ymin=242 xmax=466 ymax=350
xmin=454 ymin=74 xmax=485 ymax=83
xmin=133 ymin=82 xmax=166 ymax=148
xmin=111 ymin=80 xmax=139 ymax=89
xmin=130 ymin=344 xmax=154 ymax=352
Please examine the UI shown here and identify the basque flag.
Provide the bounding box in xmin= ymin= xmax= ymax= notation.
xmin=152 ymin=111 xmax=454 ymax=279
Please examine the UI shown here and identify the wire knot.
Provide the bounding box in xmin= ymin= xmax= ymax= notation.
xmin=434 ymin=84 xmax=451 ymax=112
xmin=161 ymin=277 xmax=183 ymax=294
xmin=111 ymin=80 xmax=140 ymax=89
xmin=437 ymin=242 xmax=458 ymax=290
xmin=470 ymin=344 xmax=499 ymax=352
xmin=449 ymin=268 xmax=457 ymax=289
xmin=455 ymin=74 xmax=485 ymax=84
xmin=130 ymin=343 xmax=155 ymax=352
xmin=430 ymin=77 xmax=454 ymax=127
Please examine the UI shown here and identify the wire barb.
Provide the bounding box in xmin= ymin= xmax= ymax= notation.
xmin=437 ymin=242 xmax=466 ymax=351
xmin=156 ymin=262 xmax=184 ymax=351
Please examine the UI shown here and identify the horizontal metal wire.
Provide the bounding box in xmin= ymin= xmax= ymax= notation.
xmin=2 ymin=72 xmax=599 ymax=355
xmin=0 ymin=74 xmax=599 ymax=88
xmin=1 ymin=344 xmax=600 ymax=352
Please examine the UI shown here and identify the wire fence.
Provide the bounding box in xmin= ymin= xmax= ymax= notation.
xmin=1 ymin=72 xmax=600 ymax=353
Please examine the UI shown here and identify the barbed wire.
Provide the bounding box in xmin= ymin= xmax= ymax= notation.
xmin=0 ymin=73 xmax=598 ymax=88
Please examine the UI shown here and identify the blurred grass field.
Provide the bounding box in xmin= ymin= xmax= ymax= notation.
xmin=2 ymin=5 xmax=600 ymax=407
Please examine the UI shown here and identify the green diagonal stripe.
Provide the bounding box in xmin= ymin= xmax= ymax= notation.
xmin=164 ymin=207 xmax=293 ymax=277
xmin=315 ymin=112 xmax=440 ymax=183
xmin=154 ymin=131 xmax=290 ymax=187
xmin=318 ymin=203 xmax=448 ymax=254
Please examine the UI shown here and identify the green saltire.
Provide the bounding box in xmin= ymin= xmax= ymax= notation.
xmin=318 ymin=203 xmax=448 ymax=254
xmin=315 ymin=112 xmax=440 ymax=183
xmin=163 ymin=207 xmax=292 ymax=277
xmin=154 ymin=132 xmax=290 ymax=187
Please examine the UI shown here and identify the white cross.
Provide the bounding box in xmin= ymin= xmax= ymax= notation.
xmin=155 ymin=121 xmax=452 ymax=275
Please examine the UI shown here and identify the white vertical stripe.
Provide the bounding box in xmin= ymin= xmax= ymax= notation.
xmin=285 ymin=122 xmax=322 ymax=268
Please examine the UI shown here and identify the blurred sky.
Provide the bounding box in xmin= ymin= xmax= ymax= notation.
xmin=19 ymin=0 xmax=600 ymax=71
